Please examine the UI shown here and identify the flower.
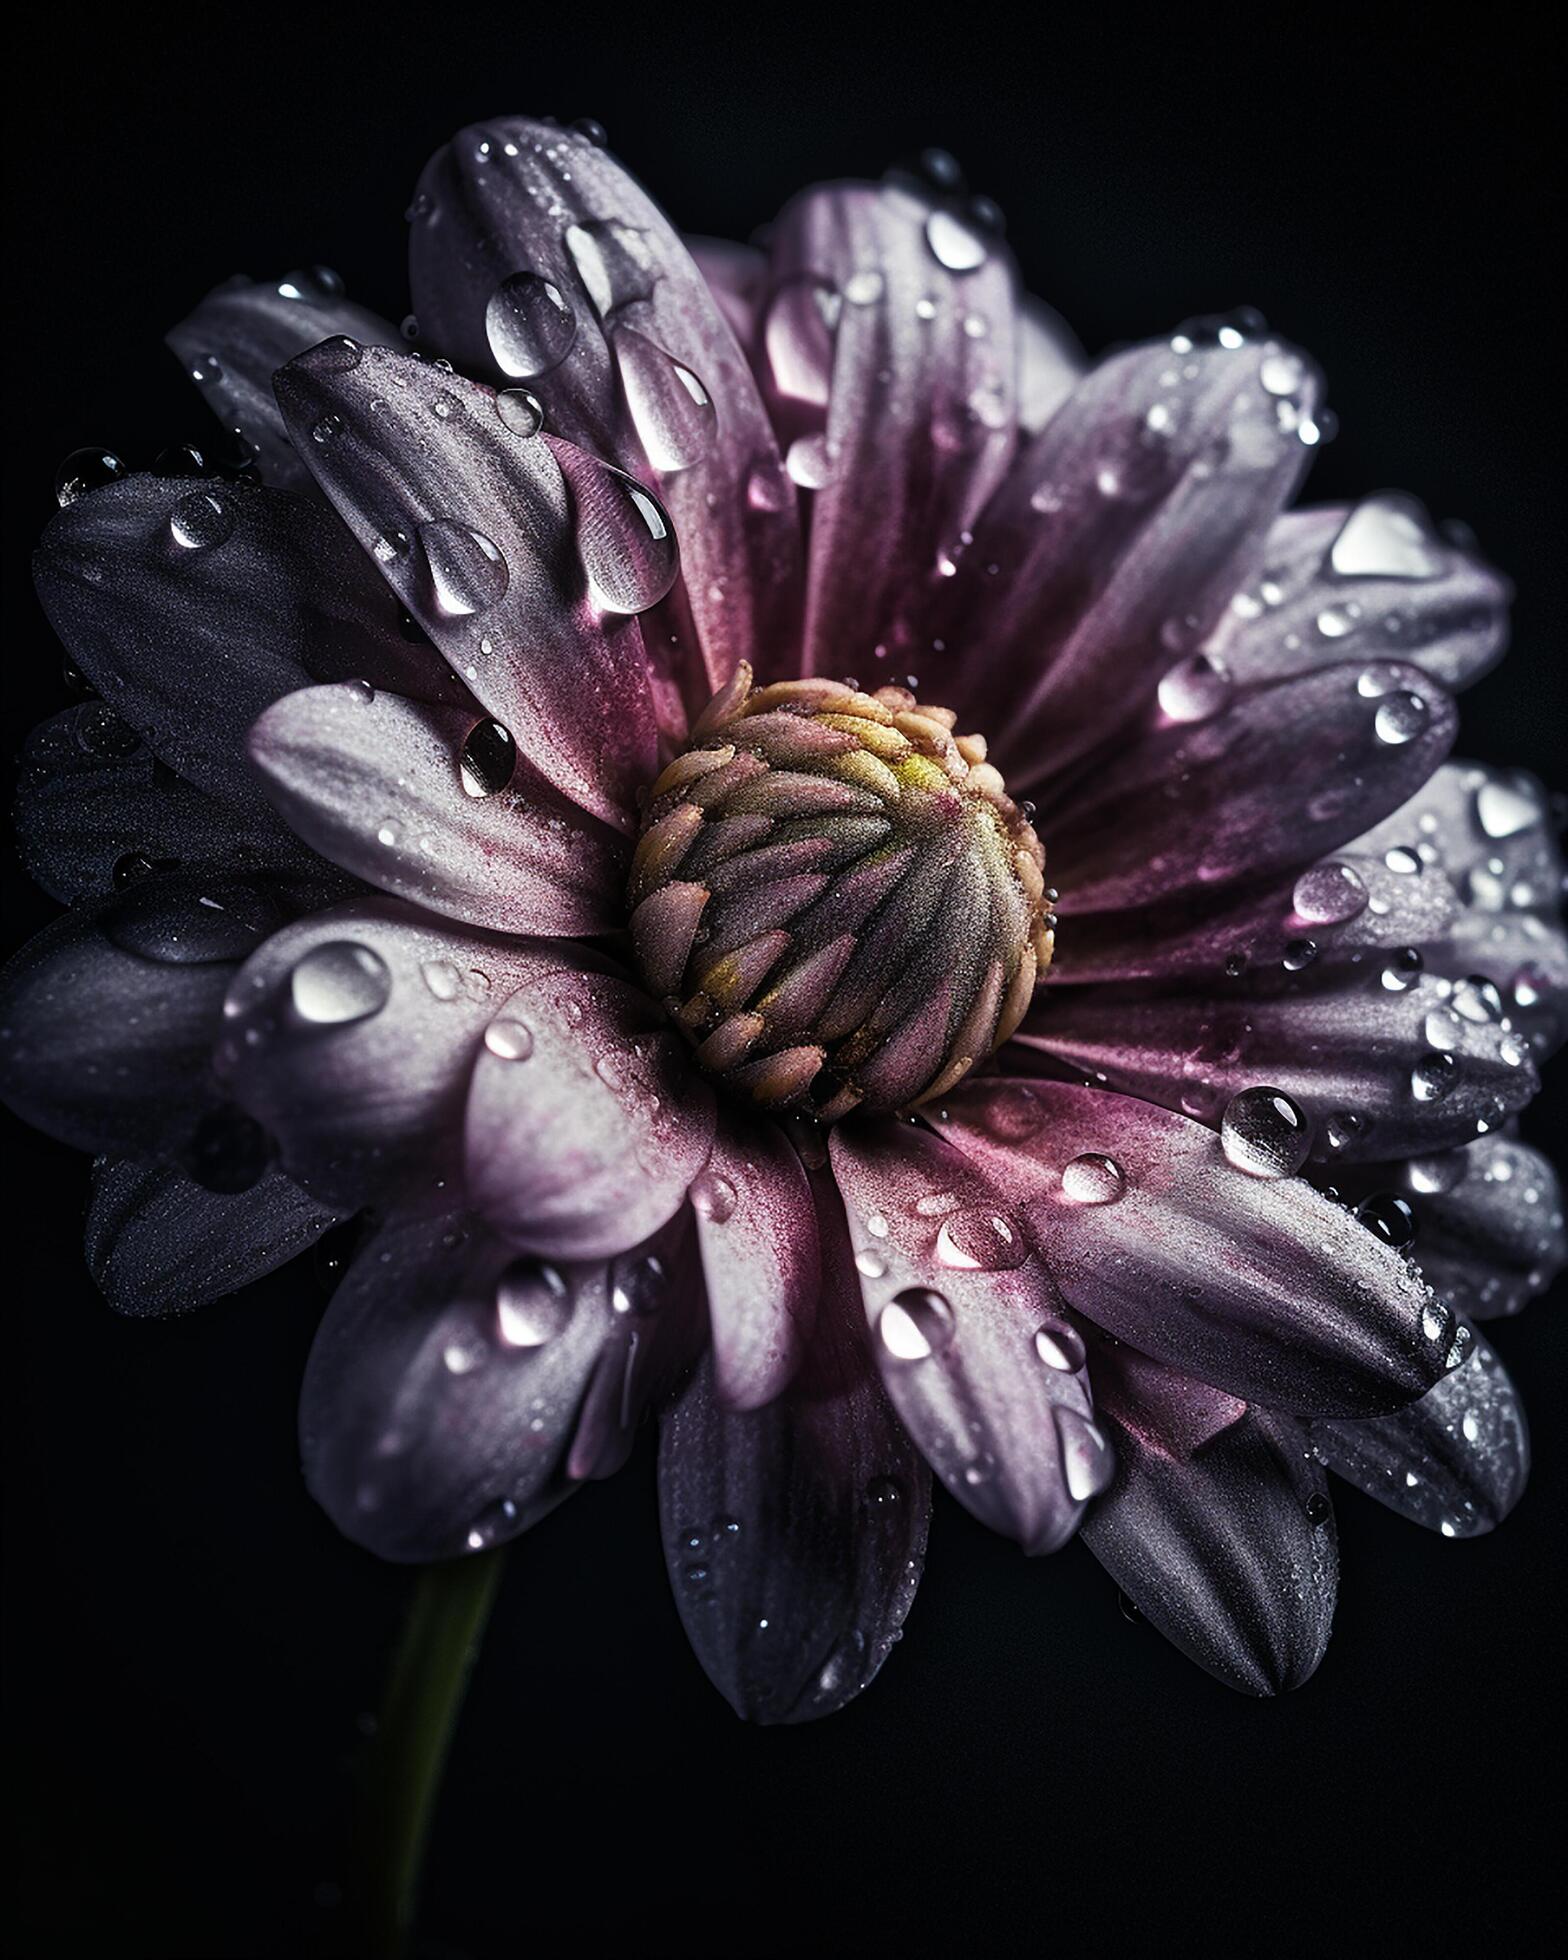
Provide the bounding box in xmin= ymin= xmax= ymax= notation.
xmin=5 ymin=119 xmax=1563 ymax=1720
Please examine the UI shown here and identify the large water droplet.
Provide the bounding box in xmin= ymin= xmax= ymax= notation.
xmin=459 ymin=719 xmax=516 ymax=797
xmin=416 ymin=520 xmax=509 ymax=618
xmin=878 ymin=1288 xmax=955 ymax=1360
xmin=290 ymin=942 xmax=391 ymax=1025
xmin=1411 ymin=1052 xmax=1458 ymax=1103
xmin=496 ymin=1259 xmax=572 ymax=1346
xmin=1060 ymin=1153 xmax=1126 ymax=1205
xmin=1055 ymin=1408 xmax=1114 ymax=1501
xmin=495 ymin=388 xmax=546 ymax=438
xmin=555 ymin=446 xmax=679 ymax=615
xmin=925 ymin=208 xmax=987 ymax=272
xmin=1157 ymin=652 xmax=1230 ymax=723
xmin=169 ymin=490 xmax=236 ymax=550
xmin=935 ymin=1206 xmax=1028 ymax=1271
xmin=1373 ymin=690 xmax=1429 ymax=746
xmin=690 ymin=1169 xmax=738 ymax=1223
xmin=55 ymin=446 xmax=126 ymax=507
xmin=1475 ymin=775 xmax=1542 ymax=840
xmin=484 ymin=271 xmax=577 ymax=379
xmin=1033 ymin=1320 xmax=1087 ymax=1371
xmin=1329 ymin=493 xmax=1444 ymax=580
xmin=1355 ymin=1191 xmax=1417 ymax=1249
xmin=611 ymin=325 xmax=716 ymax=472
xmin=1220 ymin=1086 xmax=1311 ymax=1177
xmin=1292 ymin=860 xmax=1370 ymax=926
xmin=484 ymin=1017 xmax=534 ymax=1061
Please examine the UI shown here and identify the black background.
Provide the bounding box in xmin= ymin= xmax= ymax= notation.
xmin=4 ymin=8 xmax=1564 ymax=1955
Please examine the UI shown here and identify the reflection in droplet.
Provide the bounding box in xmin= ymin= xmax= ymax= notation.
xmin=290 ymin=941 xmax=392 ymax=1025
xmin=485 ymin=271 xmax=577 ymax=379
xmin=878 ymin=1288 xmax=955 ymax=1360
xmin=1220 ymin=1086 xmax=1311 ymax=1177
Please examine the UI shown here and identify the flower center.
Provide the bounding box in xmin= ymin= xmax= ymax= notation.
xmin=627 ymin=665 xmax=1051 ymax=1120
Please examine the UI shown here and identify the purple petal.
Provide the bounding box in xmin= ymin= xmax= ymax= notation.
xmin=217 ymin=898 xmax=568 ymax=1207
xmin=764 ymin=181 xmax=1018 ymax=677
xmin=464 ymin=966 xmax=715 ymax=1260
xmin=686 ymin=234 xmax=767 ymax=349
xmin=33 ymin=475 xmax=468 ymax=809
xmin=249 ymin=682 xmax=627 ymax=936
xmin=1016 ymin=294 xmax=1085 ymax=435
xmin=1043 ymin=658 xmax=1456 ymax=916
xmin=1209 ymin=500 xmax=1510 ymax=691
xmin=0 ymin=875 xmax=286 ymax=1154
xmin=1081 ymin=1398 xmax=1337 ymax=1696
xmin=168 ymin=269 xmax=402 ymax=492
xmin=85 ymin=1156 xmax=339 ymax=1316
xmin=1020 ymin=961 xmax=1535 ymax=1162
xmin=1311 ymin=1325 xmax=1528 ymax=1536
xmin=925 ymin=329 xmax=1322 ymax=783
xmin=300 ymin=1204 xmax=701 ymax=1562
xmin=16 ymin=705 xmax=320 ymax=904
xmin=273 ymin=340 xmax=661 ymax=830
xmin=692 ymin=1116 xmax=819 ymax=1410
xmin=828 ymin=1119 xmax=1111 ymax=1553
xmin=938 ymin=1078 xmax=1461 ymax=1417
xmin=658 ymin=1201 xmax=930 ymax=1723
xmin=406 ymin=117 xmax=801 ymax=699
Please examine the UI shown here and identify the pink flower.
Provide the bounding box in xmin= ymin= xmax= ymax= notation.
xmin=5 ymin=121 xmax=1562 ymax=1717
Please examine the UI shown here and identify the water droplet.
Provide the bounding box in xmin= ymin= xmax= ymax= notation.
xmin=1304 ymin=1491 xmax=1332 ymax=1526
xmin=311 ymin=414 xmax=345 ymax=445
xmin=484 ymin=271 xmax=577 ymax=379
xmin=496 ymin=1258 xmax=572 ymax=1346
xmin=1355 ymin=1191 xmax=1417 ymax=1249
xmin=1475 ymin=775 xmax=1542 ymax=840
xmin=494 ymin=388 xmax=546 ymax=439
xmin=609 ymin=1251 xmax=666 ymax=1317
xmin=78 ymin=705 xmax=141 ymax=758
xmin=465 ymin=1497 xmax=519 ymax=1551
xmin=854 ymin=1248 xmax=888 ymax=1279
xmin=1060 ymin=1153 xmax=1126 ymax=1205
xmin=554 ymin=445 xmax=679 ymax=615
xmin=484 ymin=1018 xmax=534 ymax=1061
xmin=1259 ymin=349 xmax=1307 ymax=397
xmin=878 ymin=1288 xmax=955 ymax=1360
xmin=1451 ymin=976 xmax=1503 ymax=1024
xmin=1293 ymin=860 xmax=1369 ymax=925
xmin=1329 ymin=493 xmax=1444 ymax=580
xmin=421 ymin=959 xmax=462 ymax=1001
xmin=1374 ymin=690 xmax=1429 ymax=746
xmin=1411 ymin=1052 xmax=1458 ymax=1102
xmin=55 ymin=446 xmax=126 ymax=507
xmin=459 ymin=718 xmax=516 ymax=796
xmin=610 ymin=325 xmax=716 ymax=472
xmin=866 ymin=1474 xmax=904 ymax=1508
xmin=925 ymin=208 xmax=987 ymax=272
xmin=1157 ymin=652 xmax=1230 ymax=723
xmin=935 ymin=1206 xmax=1028 ymax=1271
xmin=1381 ymin=948 xmax=1424 ymax=992
xmin=690 ymin=1169 xmax=738 ymax=1223
xmin=1033 ymin=1320 xmax=1087 ymax=1371
xmin=416 ymin=519 xmax=509 ymax=618
xmin=1055 ymin=1408 xmax=1114 ymax=1501
xmin=844 ymin=268 xmax=885 ymax=305
xmin=290 ymin=942 xmax=391 ymax=1025
xmin=1220 ymin=1086 xmax=1312 ymax=1177
xmin=1282 ymin=937 xmax=1318 ymax=972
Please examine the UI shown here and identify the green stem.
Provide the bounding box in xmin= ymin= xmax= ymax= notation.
xmin=353 ymin=1550 xmax=506 ymax=1958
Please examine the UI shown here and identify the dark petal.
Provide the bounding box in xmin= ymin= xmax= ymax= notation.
xmin=1019 ymin=963 xmax=1536 ymax=1162
xmin=33 ymin=475 xmax=470 ymax=809
xmin=0 ymin=875 xmax=284 ymax=1154
xmin=938 ymin=1078 xmax=1460 ymax=1417
xmin=249 ymin=682 xmax=627 ymax=936
xmin=273 ymin=341 xmax=658 ymax=830
xmin=1210 ymin=501 xmax=1511 ymax=692
xmin=167 ymin=270 xmax=402 ymax=494
xmin=85 ymin=1155 xmax=339 ymax=1315
xmin=217 ymin=898 xmax=570 ymax=1208
xmin=300 ymin=1204 xmax=700 ymax=1562
xmin=692 ymin=1115 xmax=819 ymax=1410
xmin=464 ymin=967 xmax=716 ymax=1260
xmin=828 ymin=1119 xmax=1111 ymax=1553
xmin=765 ymin=181 xmax=1018 ymax=678
xmin=1352 ymin=761 xmax=1568 ymax=1057
xmin=16 ymin=704 xmax=321 ymax=904
xmin=1081 ymin=1401 xmax=1337 ymax=1696
xmin=1327 ymin=1135 xmax=1565 ymax=1322
xmin=927 ymin=331 xmax=1322 ymax=784
xmin=657 ymin=1201 xmax=931 ymax=1724
xmin=1044 ymin=658 xmax=1456 ymax=915
xmin=1311 ymin=1326 xmax=1528 ymax=1537
xmin=407 ymin=117 xmax=801 ymax=699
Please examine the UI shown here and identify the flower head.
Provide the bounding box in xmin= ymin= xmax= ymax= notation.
xmin=5 ymin=119 xmax=1563 ymax=1718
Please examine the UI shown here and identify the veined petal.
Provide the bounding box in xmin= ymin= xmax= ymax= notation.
xmin=249 ymin=682 xmax=627 ymax=936
xmin=407 ymin=117 xmax=801 ymax=698
xmin=464 ymin=967 xmax=715 ymax=1260
xmin=937 ymin=1079 xmax=1460 ymax=1416
xmin=1209 ymin=500 xmax=1510 ymax=691
xmin=829 ymin=1119 xmax=1111 ymax=1553
xmin=1081 ymin=1397 xmax=1337 ymax=1696
xmin=85 ymin=1156 xmax=339 ymax=1316
xmin=1311 ymin=1326 xmax=1528 ymax=1537
xmin=692 ymin=1116 xmax=819 ymax=1410
xmin=168 ymin=269 xmax=401 ymax=493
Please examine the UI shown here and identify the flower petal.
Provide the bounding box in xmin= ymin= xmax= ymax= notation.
xmin=692 ymin=1116 xmax=819 ymax=1410
xmin=1019 ymin=964 xmax=1535 ymax=1161
xmin=16 ymin=704 xmax=320 ymax=904
xmin=926 ymin=328 xmax=1322 ymax=782
xmin=274 ymin=340 xmax=660 ymax=830
xmin=300 ymin=1205 xmax=698 ymax=1562
xmin=1311 ymin=1326 xmax=1528 ymax=1537
xmin=1043 ymin=658 xmax=1456 ymax=916
xmin=1209 ymin=500 xmax=1510 ymax=691
xmin=1017 ymin=294 xmax=1085 ymax=435
xmin=938 ymin=1078 xmax=1461 ymax=1416
xmin=217 ymin=898 xmax=568 ymax=1207
xmin=686 ymin=234 xmax=767 ymax=349
xmin=32 ymin=475 xmax=467 ymax=808
xmin=464 ymin=966 xmax=716 ymax=1260
xmin=0 ymin=875 xmax=288 ymax=1154
xmin=764 ymin=180 xmax=1018 ymax=677
xmin=658 ymin=1209 xmax=930 ymax=1724
xmin=85 ymin=1156 xmax=339 ymax=1316
xmin=248 ymin=681 xmax=627 ymax=936
xmin=828 ymin=1119 xmax=1111 ymax=1552
xmin=1081 ymin=1398 xmax=1336 ymax=1696
xmin=406 ymin=117 xmax=801 ymax=698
